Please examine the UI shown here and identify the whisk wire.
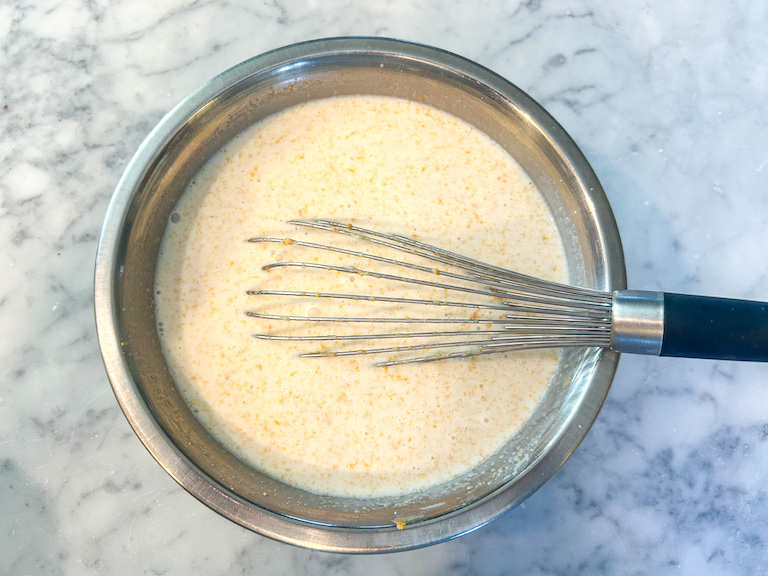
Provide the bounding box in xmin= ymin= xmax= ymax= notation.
xmin=291 ymin=220 xmax=611 ymax=301
xmin=247 ymin=220 xmax=613 ymax=364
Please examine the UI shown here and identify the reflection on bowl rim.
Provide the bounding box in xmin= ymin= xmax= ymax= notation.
xmin=94 ymin=37 xmax=625 ymax=553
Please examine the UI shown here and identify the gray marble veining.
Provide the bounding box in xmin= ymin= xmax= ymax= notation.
xmin=2 ymin=0 xmax=768 ymax=574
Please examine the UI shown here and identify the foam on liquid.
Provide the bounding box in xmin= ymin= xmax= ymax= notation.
xmin=154 ymin=96 xmax=568 ymax=498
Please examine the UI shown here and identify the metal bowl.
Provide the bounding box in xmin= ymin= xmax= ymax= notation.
xmin=94 ymin=37 xmax=626 ymax=552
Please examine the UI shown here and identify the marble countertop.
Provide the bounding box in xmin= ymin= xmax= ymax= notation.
xmin=3 ymin=0 xmax=768 ymax=574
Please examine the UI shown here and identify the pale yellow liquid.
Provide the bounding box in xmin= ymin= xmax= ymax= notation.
xmin=154 ymin=96 xmax=567 ymax=498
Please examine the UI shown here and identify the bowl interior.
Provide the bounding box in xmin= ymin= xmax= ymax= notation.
xmin=102 ymin=39 xmax=624 ymax=548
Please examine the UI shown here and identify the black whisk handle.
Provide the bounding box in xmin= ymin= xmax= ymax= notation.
xmin=660 ymin=293 xmax=768 ymax=362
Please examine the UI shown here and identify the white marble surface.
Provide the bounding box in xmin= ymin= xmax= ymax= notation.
xmin=3 ymin=0 xmax=768 ymax=573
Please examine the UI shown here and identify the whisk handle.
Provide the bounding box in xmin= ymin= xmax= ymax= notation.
xmin=660 ymin=293 xmax=768 ymax=362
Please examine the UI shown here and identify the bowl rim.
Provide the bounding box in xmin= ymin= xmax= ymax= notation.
xmin=94 ymin=36 xmax=626 ymax=553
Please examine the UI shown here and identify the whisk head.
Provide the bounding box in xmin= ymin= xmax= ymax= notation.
xmin=247 ymin=220 xmax=613 ymax=366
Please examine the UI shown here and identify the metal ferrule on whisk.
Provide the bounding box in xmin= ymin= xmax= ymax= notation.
xmin=610 ymin=290 xmax=664 ymax=356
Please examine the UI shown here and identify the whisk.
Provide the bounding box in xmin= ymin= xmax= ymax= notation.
xmin=247 ymin=220 xmax=768 ymax=366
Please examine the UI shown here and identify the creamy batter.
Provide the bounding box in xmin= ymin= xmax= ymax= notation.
xmin=154 ymin=96 xmax=568 ymax=498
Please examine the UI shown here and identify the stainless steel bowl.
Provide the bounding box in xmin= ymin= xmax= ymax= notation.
xmin=94 ymin=37 xmax=626 ymax=552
